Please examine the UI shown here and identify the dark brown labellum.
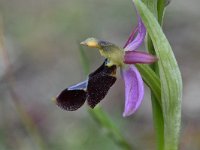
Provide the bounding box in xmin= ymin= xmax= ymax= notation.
xmin=87 ymin=60 xmax=116 ymax=108
xmin=56 ymin=89 xmax=87 ymax=111
xmin=87 ymin=74 xmax=116 ymax=108
xmin=56 ymin=59 xmax=117 ymax=111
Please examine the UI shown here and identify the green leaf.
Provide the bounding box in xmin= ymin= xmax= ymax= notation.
xmin=134 ymin=0 xmax=182 ymax=150
xmin=141 ymin=1 xmax=165 ymax=150
xmin=157 ymin=0 xmax=166 ymax=25
xmin=142 ymin=0 xmax=158 ymax=17
xmin=135 ymin=64 xmax=161 ymax=103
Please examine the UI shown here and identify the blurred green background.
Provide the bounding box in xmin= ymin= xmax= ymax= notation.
xmin=0 ymin=0 xmax=200 ymax=150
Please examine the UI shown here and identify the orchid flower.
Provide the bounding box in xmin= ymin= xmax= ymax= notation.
xmin=55 ymin=5 xmax=158 ymax=117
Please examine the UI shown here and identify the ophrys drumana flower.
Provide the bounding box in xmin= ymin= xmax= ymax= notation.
xmin=80 ymin=35 xmax=157 ymax=116
xmin=55 ymin=4 xmax=158 ymax=117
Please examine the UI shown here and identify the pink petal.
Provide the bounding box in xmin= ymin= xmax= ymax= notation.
xmin=124 ymin=50 xmax=158 ymax=64
xmin=124 ymin=26 xmax=138 ymax=48
xmin=122 ymin=65 xmax=144 ymax=117
xmin=123 ymin=5 xmax=146 ymax=51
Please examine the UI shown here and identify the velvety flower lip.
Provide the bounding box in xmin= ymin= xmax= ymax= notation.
xmin=122 ymin=65 xmax=144 ymax=117
xmin=55 ymin=59 xmax=117 ymax=111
